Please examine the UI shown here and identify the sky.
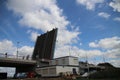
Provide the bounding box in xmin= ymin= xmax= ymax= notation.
xmin=0 ymin=0 xmax=120 ymax=76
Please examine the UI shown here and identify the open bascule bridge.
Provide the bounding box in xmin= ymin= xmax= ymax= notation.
xmin=0 ymin=28 xmax=58 ymax=76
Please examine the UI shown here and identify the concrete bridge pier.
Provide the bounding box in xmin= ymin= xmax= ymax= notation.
xmin=15 ymin=65 xmax=36 ymax=73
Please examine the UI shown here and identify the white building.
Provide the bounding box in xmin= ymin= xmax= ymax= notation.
xmin=36 ymin=56 xmax=79 ymax=77
xmin=50 ymin=56 xmax=79 ymax=66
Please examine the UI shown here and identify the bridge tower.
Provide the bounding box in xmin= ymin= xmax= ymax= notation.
xmin=32 ymin=28 xmax=58 ymax=67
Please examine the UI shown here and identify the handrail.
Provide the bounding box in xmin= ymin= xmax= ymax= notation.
xmin=0 ymin=53 xmax=32 ymax=60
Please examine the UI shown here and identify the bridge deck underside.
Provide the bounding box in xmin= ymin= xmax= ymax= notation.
xmin=0 ymin=58 xmax=36 ymax=67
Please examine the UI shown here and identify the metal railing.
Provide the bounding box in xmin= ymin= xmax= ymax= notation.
xmin=0 ymin=53 xmax=32 ymax=60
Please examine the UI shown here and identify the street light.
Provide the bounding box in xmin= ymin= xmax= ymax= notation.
xmin=85 ymin=53 xmax=89 ymax=79
xmin=17 ymin=42 xmax=20 ymax=58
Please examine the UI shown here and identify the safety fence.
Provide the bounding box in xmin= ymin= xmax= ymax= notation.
xmin=0 ymin=53 xmax=32 ymax=60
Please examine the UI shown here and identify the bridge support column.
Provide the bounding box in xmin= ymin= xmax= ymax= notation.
xmin=15 ymin=66 xmax=36 ymax=73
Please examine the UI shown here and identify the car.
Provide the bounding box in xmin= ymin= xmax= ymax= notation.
xmin=14 ymin=72 xmax=27 ymax=79
xmin=14 ymin=71 xmax=40 ymax=79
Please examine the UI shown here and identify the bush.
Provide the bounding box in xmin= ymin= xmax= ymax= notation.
xmin=89 ymin=67 xmax=120 ymax=79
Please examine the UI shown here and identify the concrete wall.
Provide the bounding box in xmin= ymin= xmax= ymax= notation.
xmin=36 ymin=66 xmax=57 ymax=77
xmin=56 ymin=66 xmax=79 ymax=75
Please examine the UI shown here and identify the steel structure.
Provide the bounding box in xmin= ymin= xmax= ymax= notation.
xmin=32 ymin=28 xmax=58 ymax=61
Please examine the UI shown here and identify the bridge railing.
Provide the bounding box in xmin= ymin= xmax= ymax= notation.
xmin=0 ymin=53 xmax=32 ymax=60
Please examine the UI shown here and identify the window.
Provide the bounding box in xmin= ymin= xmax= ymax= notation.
xmin=49 ymin=60 xmax=52 ymax=65
xmin=74 ymin=58 xmax=78 ymax=64
xmin=56 ymin=60 xmax=58 ymax=65
xmin=49 ymin=68 xmax=56 ymax=74
xmin=42 ymin=69 xmax=48 ymax=74
xmin=62 ymin=58 xmax=65 ymax=64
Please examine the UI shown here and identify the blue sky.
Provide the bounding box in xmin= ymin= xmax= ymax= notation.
xmin=0 ymin=0 xmax=120 ymax=70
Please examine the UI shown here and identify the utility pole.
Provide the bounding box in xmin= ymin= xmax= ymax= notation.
xmin=86 ymin=53 xmax=89 ymax=79
xmin=17 ymin=42 xmax=19 ymax=58
xmin=103 ymin=54 xmax=105 ymax=63
xmin=69 ymin=47 xmax=71 ymax=56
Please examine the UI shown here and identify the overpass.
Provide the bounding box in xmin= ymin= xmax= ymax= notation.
xmin=0 ymin=54 xmax=36 ymax=72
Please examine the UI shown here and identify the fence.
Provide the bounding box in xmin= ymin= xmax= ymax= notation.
xmin=0 ymin=53 xmax=32 ymax=60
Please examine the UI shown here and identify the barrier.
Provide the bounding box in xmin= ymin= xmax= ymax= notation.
xmin=0 ymin=53 xmax=32 ymax=60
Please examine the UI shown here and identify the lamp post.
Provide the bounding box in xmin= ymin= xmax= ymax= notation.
xmin=17 ymin=42 xmax=19 ymax=58
xmin=86 ymin=53 xmax=89 ymax=79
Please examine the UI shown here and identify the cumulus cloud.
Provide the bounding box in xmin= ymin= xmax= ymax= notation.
xmin=0 ymin=39 xmax=16 ymax=55
xmin=109 ymin=0 xmax=120 ymax=12
xmin=55 ymin=44 xmax=103 ymax=61
xmin=7 ymin=0 xmax=69 ymax=31
xmin=27 ymin=30 xmax=40 ymax=42
xmin=106 ymin=48 xmax=120 ymax=59
xmin=89 ymin=36 xmax=120 ymax=49
xmin=114 ymin=17 xmax=120 ymax=22
xmin=0 ymin=39 xmax=34 ymax=58
xmin=98 ymin=12 xmax=111 ymax=19
xmin=89 ymin=42 xmax=98 ymax=48
xmin=57 ymin=29 xmax=80 ymax=45
xmin=19 ymin=46 xmax=34 ymax=57
xmin=76 ymin=0 xmax=104 ymax=10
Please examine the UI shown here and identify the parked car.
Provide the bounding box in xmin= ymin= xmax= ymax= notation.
xmin=14 ymin=72 xmax=27 ymax=79
xmin=14 ymin=71 xmax=40 ymax=79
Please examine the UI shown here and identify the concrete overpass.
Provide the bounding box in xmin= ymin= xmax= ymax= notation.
xmin=0 ymin=54 xmax=37 ymax=73
xmin=0 ymin=57 xmax=36 ymax=67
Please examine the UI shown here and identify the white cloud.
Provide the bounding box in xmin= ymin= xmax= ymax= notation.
xmin=114 ymin=17 xmax=120 ymax=22
xmin=27 ymin=30 xmax=40 ymax=42
xmin=0 ymin=39 xmax=34 ymax=58
xmin=76 ymin=0 xmax=104 ymax=10
xmin=109 ymin=0 xmax=120 ymax=12
xmin=106 ymin=48 xmax=120 ymax=59
xmin=89 ymin=36 xmax=120 ymax=49
xmin=7 ymin=0 xmax=69 ymax=31
xmin=89 ymin=42 xmax=98 ymax=48
xmin=0 ymin=39 xmax=16 ymax=55
xmin=57 ymin=29 xmax=80 ymax=45
xmin=110 ymin=59 xmax=120 ymax=67
xmin=19 ymin=46 xmax=34 ymax=57
xmin=98 ymin=12 xmax=111 ymax=19
xmin=55 ymin=44 xmax=103 ymax=60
